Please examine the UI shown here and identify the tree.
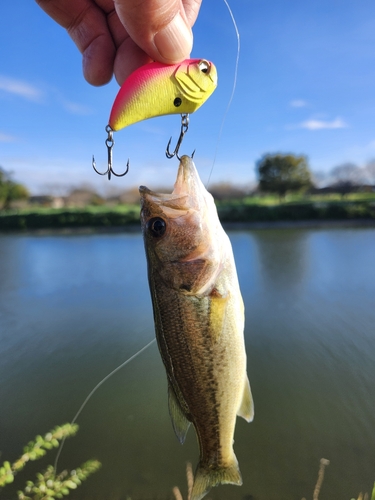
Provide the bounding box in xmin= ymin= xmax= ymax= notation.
xmin=364 ymin=160 xmax=375 ymax=185
xmin=208 ymin=182 xmax=249 ymax=201
xmin=0 ymin=167 xmax=29 ymax=209
xmin=256 ymin=153 xmax=312 ymax=198
xmin=328 ymin=162 xmax=366 ymax=196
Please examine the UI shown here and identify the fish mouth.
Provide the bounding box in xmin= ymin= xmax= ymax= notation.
xmin=173 ymin=155 xmax=205 ymax=196
xmin=139 ymin=155 xmax=206 ymax=213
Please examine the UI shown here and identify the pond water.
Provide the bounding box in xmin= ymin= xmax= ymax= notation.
xmin=0 ymin=227 xmax=374 ymax=500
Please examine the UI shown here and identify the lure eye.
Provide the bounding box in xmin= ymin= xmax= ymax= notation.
xmin=174 ymin=97 xmax=182 ymax=107
xmin=147 ymin=217 xmax=167 ymax=237
xmin=198 ymin=60 xmax=210 ymax=74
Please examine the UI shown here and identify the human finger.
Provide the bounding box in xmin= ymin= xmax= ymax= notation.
xmin=36 ymin=0 xmax=118 ymax=85
xmin=113 ymin=0 xmax=194 ymax=64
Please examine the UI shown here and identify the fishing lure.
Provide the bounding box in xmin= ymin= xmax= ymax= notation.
xmin=92 ymin=58 xmax=218 ymax=179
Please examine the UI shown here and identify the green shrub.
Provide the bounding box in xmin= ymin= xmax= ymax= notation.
xmin=0 ymin=423 xmax=101 ymax=499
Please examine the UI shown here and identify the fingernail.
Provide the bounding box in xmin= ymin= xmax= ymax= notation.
xmin=154 ymin=12 xmax=193 ymax=62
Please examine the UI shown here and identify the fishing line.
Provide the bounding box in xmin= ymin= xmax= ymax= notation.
xmin=54 ymin=336 xmax=156 ymax=473
xmin=53 ymin=0 xmax=239 ymax=476
xmin=206 ymin=0 xmax=240 ymax=188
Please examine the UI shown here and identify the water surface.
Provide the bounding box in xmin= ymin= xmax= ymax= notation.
xmin=0 ymin=228 xmax=374 ymax=499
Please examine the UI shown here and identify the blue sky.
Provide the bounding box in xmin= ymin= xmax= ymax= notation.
xmin=1 ymin=0 xmax=375 ymax=194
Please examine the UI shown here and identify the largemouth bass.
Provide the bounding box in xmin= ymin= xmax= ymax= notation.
xmin=140 ymin=156 xmax=254 ymax=500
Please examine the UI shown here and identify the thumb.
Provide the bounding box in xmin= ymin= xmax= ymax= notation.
xmin=113 ymin=0 xmax=193 ymax=63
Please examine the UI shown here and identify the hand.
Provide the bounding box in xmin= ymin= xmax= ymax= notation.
xmin=36 ymin=0 xmax=201 ymax=86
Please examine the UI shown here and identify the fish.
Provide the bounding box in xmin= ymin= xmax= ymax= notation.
xmin=109 ymin=59 xmax=217 ymax=132
xmin=139 ymin=156 xmax=254 ymax=500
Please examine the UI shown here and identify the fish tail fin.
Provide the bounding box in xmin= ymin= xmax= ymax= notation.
xmin=190 ymin=455 xmax=242 ymax=500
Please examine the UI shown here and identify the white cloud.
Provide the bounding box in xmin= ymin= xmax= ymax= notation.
xmin=0 ymin=75 xmax=43 ymax=102
xmin=0 ymin=132 xmax=16 ymax=142
xmin=366 ymin=139 xmax=375 ymax=150
xmin=61 ymin=100 xmax=93 ymax=115
xmin=3 ymin=156 xmax=96 ymax=195
xmin=290 ymin=99 xmax=307 ymax=108
xmin=300 ymin=117 xmax=348 ymax=130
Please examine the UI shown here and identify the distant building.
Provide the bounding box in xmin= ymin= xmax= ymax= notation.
xmin=65 ymin=189 xmax=104 ymax=207
xmin=29 ymin=195 xmax=54 ymax=206
xmin=26 ymin=195 xmax=66 ymax=208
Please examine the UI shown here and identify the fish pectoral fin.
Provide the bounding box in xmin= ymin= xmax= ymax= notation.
xmin=237 ymin=375 xmax=254 ymax=422
xmin=191 ymin=455 xmax=242 ymax=500
xmin=209 ymin=290 xmax=229 ymax=342
xmin=168 ymin=383 xmax=191 ymax=444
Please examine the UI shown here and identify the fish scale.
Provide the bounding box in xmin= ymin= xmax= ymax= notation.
xmin=140 ymin=156 xmax=254 ymax=500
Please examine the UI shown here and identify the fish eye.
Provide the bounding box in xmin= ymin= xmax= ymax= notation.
xmin=147 ymin=217 xmax=167 ymax=237
xmin=198 ymin=60 xmax=210 ymax=74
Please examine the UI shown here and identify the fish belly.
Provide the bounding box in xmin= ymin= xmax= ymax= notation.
xmin=150 ymin=270 xmax=248 ymax=499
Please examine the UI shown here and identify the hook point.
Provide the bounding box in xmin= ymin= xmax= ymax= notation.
xmin=92 ymin=125 xmax=129 ymax=180
xmin=165 ymin=114 xmax=190 ymax=161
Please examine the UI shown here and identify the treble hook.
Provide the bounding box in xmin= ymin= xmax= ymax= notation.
xmin=166 ymin=114 xmax=190 ymax=161
xmin=92 ymin=125 xmax=129 ymax=180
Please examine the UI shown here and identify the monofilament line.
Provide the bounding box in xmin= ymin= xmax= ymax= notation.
xmin=206 ymin=0 xmax=240 ymax=187
xmin=53 ymin=337 xmax=156 ymax=473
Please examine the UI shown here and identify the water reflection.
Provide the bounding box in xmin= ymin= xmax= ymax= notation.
xmin=0 ymin=229 xmax=375 ymax=500
xmin=251 ymin=229 xmax=309 ymax=290
xmin=0 ymin=235 xmax=26 ymax=294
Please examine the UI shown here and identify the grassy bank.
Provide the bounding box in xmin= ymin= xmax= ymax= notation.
xmin=1 ymin=195 xmax=375 ymax=231
xmin=216 ymin=198 xmax=375 ymax=223
xmin=0 ymin=205 xmax=140 ymax=231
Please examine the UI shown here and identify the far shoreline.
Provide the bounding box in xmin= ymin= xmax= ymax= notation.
xmin=1 ymin=218 xmax=375 ymax=236
xmin=222 ymin=218 xmax=375 ymax=230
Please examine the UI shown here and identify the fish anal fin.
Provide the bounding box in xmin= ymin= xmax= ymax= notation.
xmin=237 ymin=375 xmax=254 ymax=422
xmin=168 ymin=383 xmax=191 ymax=444
xmin=209 ymin=289 xmax=229 ymax=342
xmin=191 ymin=456 xmax=242 ymax=500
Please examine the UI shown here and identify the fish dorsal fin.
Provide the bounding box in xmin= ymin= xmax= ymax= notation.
xmin=168 ymin=383 xmax=191 ymax=444
xmin=209 ymin=289 xmax=229 ymax=342
xmin=237 ymin=375 xmax=254 ymax=422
